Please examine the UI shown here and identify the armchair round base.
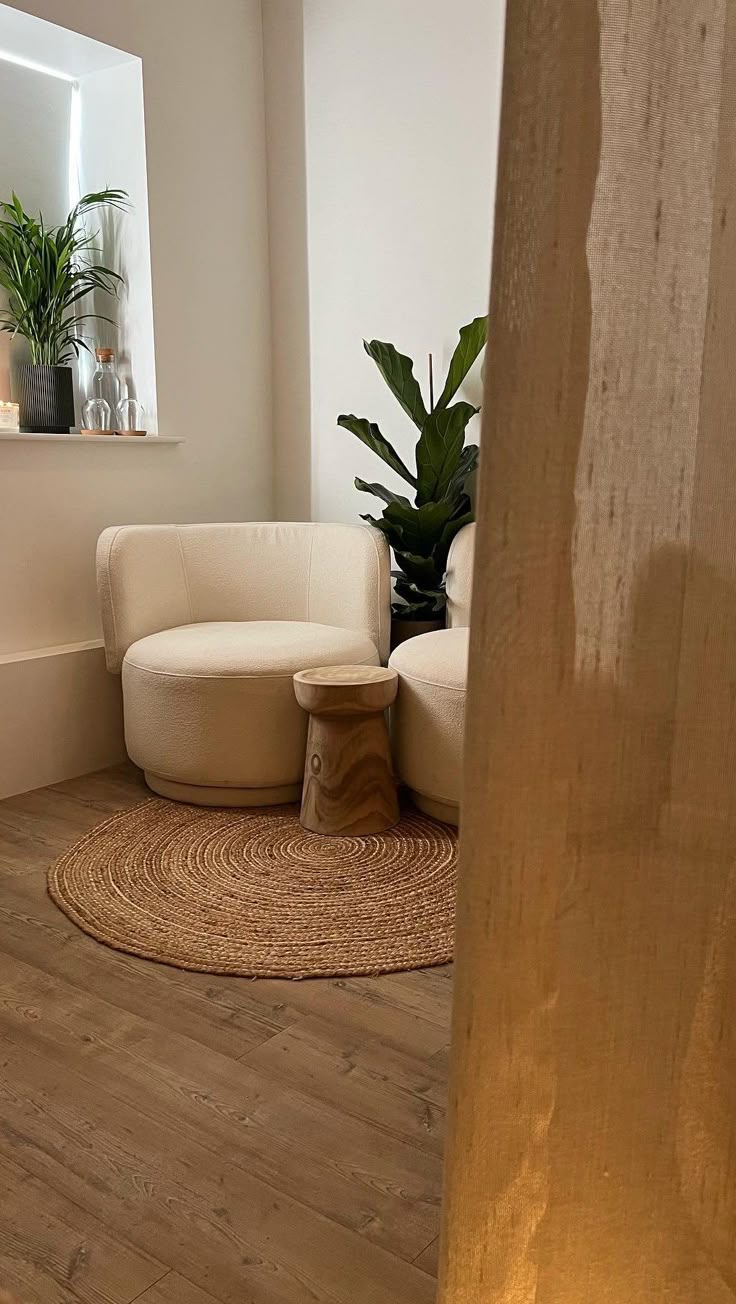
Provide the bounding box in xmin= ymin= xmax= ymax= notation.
xmin=144 ymin=773 xmax=303 ymax=808
xmin=409 ymin=791 xmax=460 ymax=827
xmin=122 ymin=619 xmax=381 ymax=809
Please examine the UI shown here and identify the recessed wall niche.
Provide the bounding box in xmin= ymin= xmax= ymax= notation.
xmin=0 ymin=4 xmax=157 ymax=430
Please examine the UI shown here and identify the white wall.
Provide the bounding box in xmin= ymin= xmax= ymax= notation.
xmin=262 ymin=0 xmax=312 ymax=521
xmin=0 ymin=0 xmax=273 ymax=796
xmin=0 ymin=59 xmax=70 ymax=216
xmin=78 ymin=60 xmax=158 ymax=428
xmin=266 ymin=0 xmax=505 ymax=523
xmin=0 ymin=60 xmax=72 ymax=398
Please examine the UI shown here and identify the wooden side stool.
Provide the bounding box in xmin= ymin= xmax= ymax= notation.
xmin=293 ymin=665 xmax=399 ymax=836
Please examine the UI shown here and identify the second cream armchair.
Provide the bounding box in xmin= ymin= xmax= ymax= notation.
xmin=388 ymin=523 xmax=474 ymax=824
xmin=97 ymin=522 xmax=390 ymax=806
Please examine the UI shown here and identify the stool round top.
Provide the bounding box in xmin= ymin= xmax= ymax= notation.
xmin=294 ymin=664 xmax=398 ymax=714
xmin=295 ymin=665 xmax=397 ymax=688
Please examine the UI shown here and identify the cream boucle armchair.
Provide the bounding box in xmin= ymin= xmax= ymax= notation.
xmin=97 ymin=522 xmax=390 ymax=806
xmin=389 ymin=523 xmax=474 ymax=825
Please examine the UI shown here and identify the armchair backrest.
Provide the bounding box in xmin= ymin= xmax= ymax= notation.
xmin=446 ymin=523 xmax=476 ymax=629
xmin=97 ymin=521 xmax=390 ymax=671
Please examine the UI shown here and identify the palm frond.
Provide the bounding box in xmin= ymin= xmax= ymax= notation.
xmin=0 ymin=188 xmax=128 ymax=365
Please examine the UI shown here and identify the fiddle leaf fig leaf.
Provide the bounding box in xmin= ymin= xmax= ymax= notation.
xmin=394 ymin=597 xmax=444 ymax=619
xmin=436 ymin=315 xmax=488 ymax=409
xmin=394 ymin=576 xmax=446 ymax=604
xmin=440 ymin=506 xmax=475 ymax=549
xmin=445 ymin=443 xmax=479 ymax=501
xmin=359 ymin=512 xmax=385 ymax=530
xmin=416 ymin=402 xmax=478 ymax=505
xmin=382 ymin=499 xmax=458 ymax=557
xmin=354 ymin=477 xmax=412 ymax=509
xmin=392 ymin=550 xmax=444 ymax=589
xmin=364 ymin=339 xmax=428 ymax=429
xmin=393 ymin=583 xmax=446 ymax=617
xmin=338 ymin=414 xmax=417 ymax=487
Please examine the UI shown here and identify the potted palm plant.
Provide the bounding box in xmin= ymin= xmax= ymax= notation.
xmin=0 ymin=189 xmax=127 ymax=433
xmin=338 ymin=315 xmax=487 ymax=645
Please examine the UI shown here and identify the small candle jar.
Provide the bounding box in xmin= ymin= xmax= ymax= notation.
xmin=0 ymin=401 xmax=20 ymax=433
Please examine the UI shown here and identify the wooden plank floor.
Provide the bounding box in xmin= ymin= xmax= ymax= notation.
xmin=0 ymin=764 xmax=451 ymax=1303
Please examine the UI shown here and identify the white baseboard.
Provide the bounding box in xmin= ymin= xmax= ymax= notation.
xmin=0 ymin=641 xmax=125 ymax=800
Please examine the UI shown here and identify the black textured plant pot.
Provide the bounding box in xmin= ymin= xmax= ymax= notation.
xmin=16 ymin=364 xmax=75 ymax=433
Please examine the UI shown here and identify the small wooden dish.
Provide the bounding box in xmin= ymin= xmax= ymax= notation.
xmin=80 ymin=429 xmax=148 ymax=437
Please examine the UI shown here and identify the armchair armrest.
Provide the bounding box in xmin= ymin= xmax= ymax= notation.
xmin=97 ymin=525 xmax=192 ymax=672
xmin=446 ymin=523 xmax=476 ymax=629
xmin=308 ymin=524 xmax=391 ymax=663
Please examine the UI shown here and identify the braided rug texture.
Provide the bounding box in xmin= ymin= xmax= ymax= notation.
xmin=48 ymin=798 xmax=457 ymax=979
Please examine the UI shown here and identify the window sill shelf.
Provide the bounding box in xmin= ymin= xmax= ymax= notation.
xmin=0 ymin=432 xmax=182 ymax=444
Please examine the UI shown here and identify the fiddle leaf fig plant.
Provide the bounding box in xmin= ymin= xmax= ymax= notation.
xmin=338 ymin=315 xmax=487 ymax=620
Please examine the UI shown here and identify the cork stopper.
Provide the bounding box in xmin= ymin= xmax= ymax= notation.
xmin=95 ymin=347 xmax=115 ymax=363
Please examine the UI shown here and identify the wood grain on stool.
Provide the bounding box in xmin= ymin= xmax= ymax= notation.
xmin=294 ymin=666 xmax=400 ymax=836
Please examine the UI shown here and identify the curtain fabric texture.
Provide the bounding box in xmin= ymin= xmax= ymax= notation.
xmin=440 ymin=0 xmax=736 ymax=1299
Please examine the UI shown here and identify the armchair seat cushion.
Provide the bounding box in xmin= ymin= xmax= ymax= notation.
xmin=123 ymin=621 xmax=379 ymax=804
xmin=125 ymin=621 xmax=378 ymax=679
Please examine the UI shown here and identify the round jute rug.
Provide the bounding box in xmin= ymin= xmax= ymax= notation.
xmin=48 ymin=798 xmax=457 ymax=979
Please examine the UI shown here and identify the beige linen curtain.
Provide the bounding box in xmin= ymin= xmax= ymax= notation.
xmin=439 ymin=0 xmax=736 ymax=1299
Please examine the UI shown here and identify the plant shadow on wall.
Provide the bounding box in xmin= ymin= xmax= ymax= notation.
xmin=338 ymin=316 xmax=487 ymax=636
xmin=0 ymin=188 xmax=128 ymax=432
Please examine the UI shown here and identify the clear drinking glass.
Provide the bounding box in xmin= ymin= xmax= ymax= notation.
xmin=82 ymin=397 xmax=111 ymax=432
xmin=115 ymin=398 xmax=146 ymax=434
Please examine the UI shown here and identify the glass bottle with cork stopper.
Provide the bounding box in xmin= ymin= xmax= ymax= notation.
xmin=92 ymin=348 xmax=121 ymax=418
